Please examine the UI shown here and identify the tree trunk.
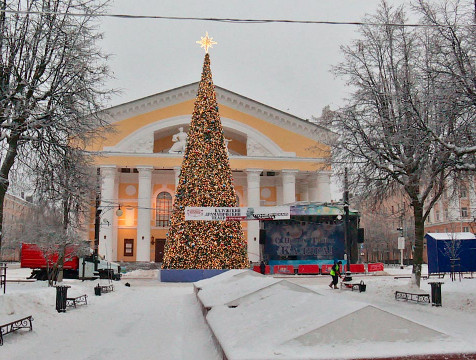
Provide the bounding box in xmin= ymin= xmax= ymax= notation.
xmin=412 ymin=200 xmax=425 ymax=287
xmin=0 ymin=136 xmax=20 ymax=259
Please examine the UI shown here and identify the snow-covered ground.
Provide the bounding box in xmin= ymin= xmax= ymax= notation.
xmin=0 ymin=264 xmax=220 ymax=360
xmin=1 ymin=263 xmax=475 ymax=359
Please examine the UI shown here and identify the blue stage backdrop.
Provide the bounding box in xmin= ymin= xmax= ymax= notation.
xmin=264 ymin=221 xmax=345 ymax=260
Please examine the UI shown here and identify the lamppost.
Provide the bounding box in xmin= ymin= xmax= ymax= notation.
xmin=344 ymin=168 xmax=351 ymax=272
xmin=397 ymin=227 xmax=405 ymax=269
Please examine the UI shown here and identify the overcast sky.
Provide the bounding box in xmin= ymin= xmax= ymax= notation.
xmin=99 ymin=0 xmax=412 ymax=120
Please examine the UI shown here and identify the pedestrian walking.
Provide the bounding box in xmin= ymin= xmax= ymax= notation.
xmin=329 ymin=261 xmax=343 ymax=289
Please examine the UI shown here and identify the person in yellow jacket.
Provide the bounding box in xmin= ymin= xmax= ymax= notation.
xmin=329 ymin=261 xmax=343 ymax=289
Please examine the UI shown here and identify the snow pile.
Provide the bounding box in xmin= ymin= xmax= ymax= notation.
xmin=198 ymin=269 xmax=476 ymax=360
xmin=195 ymin=270 xmax=280 ymax=308
xmin=121 ymin=268 xmax=159 ymax=279
xmin=0 ymin=267 xmax=220 ymax=360
xmin=2 ymin=264 xmax=476 ymax=360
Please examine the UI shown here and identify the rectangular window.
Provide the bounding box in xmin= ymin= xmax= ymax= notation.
xmin=463 ymin=226 xmax=470 ymax=232
xmin=460 ymin=186 xmax=467 ymax=198
xmin=124 ymin=239 xmax=134 ymax=256
xmin=444 ymin=209 xmax=448 ymax=220
xmin=435 ymin=210 xmax=440 ymax=221
xmin=461 ymin=207 xmax=468 ymax=218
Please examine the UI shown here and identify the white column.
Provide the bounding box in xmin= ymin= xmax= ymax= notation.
xmin=299 ymin=177 xmax=309 ymax=202
xmin=136 ymin=166 xmax=153 ymax=262
xmin=316 ymin=172 xmax=332 ymax=202
xmin=308 ymin=174 xmax=319 ymax=202
xmin=282 ymin=169 xmax=298 ymax=204
xmin=276 ymin=183 xmax=283 ymax=205
xmin=99 ymin=166 xmax=117 ymax=261
xmin=173 ymin=166 xmax=181 ymax=189
xmin=246 ymin=169 xmax=262 ymax=263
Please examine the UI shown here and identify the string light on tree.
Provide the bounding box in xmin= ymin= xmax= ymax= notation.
xmin=162 ymin=33 xmax=248 ymax=270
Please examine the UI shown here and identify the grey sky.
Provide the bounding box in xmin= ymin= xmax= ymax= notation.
xmin=100 ymin=0 xmax=411 ymax=119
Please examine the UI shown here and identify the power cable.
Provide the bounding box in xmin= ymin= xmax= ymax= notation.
xmin=0 ymin=9 xmax=475 ymax=28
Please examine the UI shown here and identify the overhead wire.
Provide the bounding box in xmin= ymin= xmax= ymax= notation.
xmin=0 ymin=9 xmax=475 ymax=28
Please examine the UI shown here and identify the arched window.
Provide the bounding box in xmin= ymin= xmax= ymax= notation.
xmin=156 ymin=192 xmax=172 ymax=227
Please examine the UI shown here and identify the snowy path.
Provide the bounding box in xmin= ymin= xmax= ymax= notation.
xmin=1 ymin=280 xmax=220 ymax=360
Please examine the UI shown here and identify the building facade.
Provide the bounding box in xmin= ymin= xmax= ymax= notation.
xmin=1 ymin=193 xmax=35 ymax=261
xmin=88 ymin=83 xmax=332 ymax=263
xmin=425 ymin=178 xmax=475 ymax=234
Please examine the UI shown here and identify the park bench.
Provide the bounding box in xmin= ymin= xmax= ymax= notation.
xmin=395 ymin=291 xmax=430 ymax=304
xmin=0 ymin=315 xmax=34 ymax=346
xmin=66 ymin=294 xmax=88 ymax=308
xmin=341 ymin=280 xmax=366 ymax=292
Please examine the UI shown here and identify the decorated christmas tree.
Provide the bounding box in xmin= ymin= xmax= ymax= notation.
xmin=162 ymin=34 xmax=248 ymax=269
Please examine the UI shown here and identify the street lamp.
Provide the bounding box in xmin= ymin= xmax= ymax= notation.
xmin=397 ymin=227 xmax=405 ymax=269
xmin=344 ymin=168 xmax=351 ymax=273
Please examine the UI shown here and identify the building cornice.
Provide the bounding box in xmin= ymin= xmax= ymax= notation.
xmin=101 ymin=83 xmax=331 ymax=144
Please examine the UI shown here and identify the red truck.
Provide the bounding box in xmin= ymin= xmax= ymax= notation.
xmin=21 ymin=243 xmax=121 ymax=280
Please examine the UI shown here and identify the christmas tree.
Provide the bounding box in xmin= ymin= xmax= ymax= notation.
xmin=162 ymin=35 xmax=248 ymax=270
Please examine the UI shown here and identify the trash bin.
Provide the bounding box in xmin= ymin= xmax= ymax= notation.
xmin=55 ymin=285 xmax=71 ymax=313
xmin=429 ymin=281 xmax=443 ymax=307
xmin=94 ymin=284 xmax=102 ymax=296
xmin=343 ymin=271 xmax=352 ymax=282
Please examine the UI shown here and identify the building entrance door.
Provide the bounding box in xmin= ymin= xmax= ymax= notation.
xmin=155 ymin=239 xmax=166 ymax=263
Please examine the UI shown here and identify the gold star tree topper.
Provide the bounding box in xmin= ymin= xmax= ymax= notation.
xmin=196 ymin=32 xmax=217 ymax=53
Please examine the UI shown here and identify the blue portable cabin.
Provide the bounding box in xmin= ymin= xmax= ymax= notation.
xmin=425 ymin=232 xmax=476 ymax=274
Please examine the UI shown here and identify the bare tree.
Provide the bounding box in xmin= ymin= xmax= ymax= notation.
xmin=27 ymin=146 xmax=97 ymax=280
xmin=416 ymin=0 xmax=476 ymax=171
xmin=32 ymin=147 xmax=96 ymax=231
xmin=441 ymin=229 xmax=463 ymax=281
xmin=0 ymin=0 xmax=112 ymax=257
xmin=19 ymin=204 xmax=89 ymax=286
xmin=332 ymin=1 xmax=458 ymax=286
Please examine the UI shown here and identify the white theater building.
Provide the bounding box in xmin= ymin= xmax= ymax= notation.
xmin=87 ymin=83 xmax=333 ymax=264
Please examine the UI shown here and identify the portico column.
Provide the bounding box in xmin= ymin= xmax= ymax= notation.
xmin=316 ymin=172 xmax=332 ymax=202
xmin=309 ymin=172 xmax=332 ymax=202
xmin=99 ymin=166 xmax=117 ymax=261
xmin=173 ymin=166 xmax=181 ymax=190
xmin=299 ymin=177 xmax=309 ymax=202
xmin=137 ymin=166 xmax=153 ymax=262
xmin=282 ymin=169 xmax=298 ymax=204
xmin=246 ymin=169 xmax=262 ymax=262
xmin=308 ymin=174 xmax=319 ymax=202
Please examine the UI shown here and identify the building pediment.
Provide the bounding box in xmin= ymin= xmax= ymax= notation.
xmin=101 ymin=83 xmax=331 ymax=147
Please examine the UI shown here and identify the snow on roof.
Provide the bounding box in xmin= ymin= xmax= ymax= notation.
xmin=426 ymin=232 xmax=476 ymax=240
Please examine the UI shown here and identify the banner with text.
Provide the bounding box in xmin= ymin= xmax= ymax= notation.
xmin=264 ymin=221 xmax=345 ymax=260
xmin=185 ymin=206 xmax=290 ymax=221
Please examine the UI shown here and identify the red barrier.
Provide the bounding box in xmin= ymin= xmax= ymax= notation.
xmin=367 ymin=262 xmax=384 ymax=272
xmin=273 ymin=265 xmax=294 ymax=275
xmin=298 ymin=265 xmax=319 ymax=275
xmin=321 ymin=264 xmax=332 ymax=274
xmin=252 ymin=265 xmax=270 ymax=274
xmin=344 ymin=264 xmax=366 ymax=273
